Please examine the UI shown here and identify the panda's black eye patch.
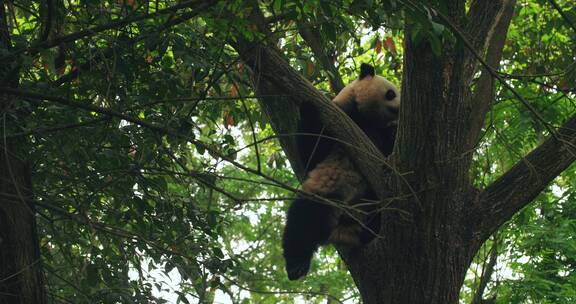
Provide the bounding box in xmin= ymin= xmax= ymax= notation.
xmin=385 ymin=89 xmax=396 ymax=100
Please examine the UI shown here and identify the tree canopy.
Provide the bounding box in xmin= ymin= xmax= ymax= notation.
xmin=1 ymin=0 xmax=576 ymax=303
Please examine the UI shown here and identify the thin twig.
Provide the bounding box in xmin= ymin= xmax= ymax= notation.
xmin=155 ymin=135 xmax=243 ymax=203
xmin=4 ymin=117 xmax=110 ymax=138
xmin=1 ymin=0 xmax=218 ymax=60
xmin=241 ymin=100 xmax=261 ymax=172
xmin=221 ymin=273 xmax=346 ymax=304
xmin=549 ymin=0 xmax=576 ymax=34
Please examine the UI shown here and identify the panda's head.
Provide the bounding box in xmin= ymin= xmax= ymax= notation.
xmin=333 ymin=63 xmax=400 ymax=127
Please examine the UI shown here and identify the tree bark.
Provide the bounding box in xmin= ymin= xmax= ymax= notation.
xmin=468 ymin=0 xmax=517 ymax=148
xmin=0 ymin=122 xmax=46 ymax=304
xmin=476 ymin=114 xmax=576 ymax=240
xmin=0 ymin=4 xmax=46 ymax=302
xmin=234 ymin=30 xmax=472 ymax=303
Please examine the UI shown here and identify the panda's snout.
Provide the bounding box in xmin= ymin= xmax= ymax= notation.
xmin=388 ymin=106 xmax=399 ymax=115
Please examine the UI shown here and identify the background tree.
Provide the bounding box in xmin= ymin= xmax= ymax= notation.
xmin=1 ymin=0 xmax=575 ymax=303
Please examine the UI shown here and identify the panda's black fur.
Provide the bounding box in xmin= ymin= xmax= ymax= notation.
xmin=282 ymin=63 xmax=400 ymax=280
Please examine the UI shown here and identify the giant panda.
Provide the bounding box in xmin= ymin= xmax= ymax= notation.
xmin=282 ymin=63 xmax=400 ymax=280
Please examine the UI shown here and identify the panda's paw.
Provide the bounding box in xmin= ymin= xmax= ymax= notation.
xmin=285 ymin=258 xmax=311 ymax=280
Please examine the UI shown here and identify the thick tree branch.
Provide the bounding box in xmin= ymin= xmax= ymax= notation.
xmin=230 ymin=5 xmax=306 ymax=179
xmin=248 ymin=8 xmax=344 ymax=176
xmin=39 ymin=0 xmax=55 ymax=42
xmin=471 ymin=236 xmax=498 ymax=304
xmin=433 ymin=1 xmax=555 ymax=138
xmin=297 ymin=20 xmax=344 ymax=93
xmin=468 ymin=0 xmax=516 ymax=147
xmin=462 ymin=0 xmax=515 ymax=81
xmin=477 ymin=114 xmax=576 ymax=239
xmin=465 ymin=0 xmax=514 ymax=55
xmin=251 ymin=78 xmax=306 ymax=178
xmin=396 ymin=1 xmax=514 ymax=186
xmin=0 ymin=2 xmax=17 ymax=86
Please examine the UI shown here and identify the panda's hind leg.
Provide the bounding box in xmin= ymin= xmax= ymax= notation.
xmin=329 ymin=188 xmax=382 ymax=247
xmin=328 ymin=222 xmax=363 ymax=247
xmin=283 ymin=197 xmax=338 ymax=280
xmin=283 ymin=150 xmax=367 ymax=279
xmin=328 ymin=212 xmax=381 ymax=247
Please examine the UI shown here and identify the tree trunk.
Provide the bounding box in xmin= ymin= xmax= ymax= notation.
xmin=0 ymin=131 xmax=46 ymax=304
xmin=1 ymin=4 xmax=46 ymax=301
xmin=342 ymin=35 xmax=477 ymax=301
xmin=342 ymin=3 xmax=515 ymax=301
xmin=344 ymin=216 xmax=473 ymax=304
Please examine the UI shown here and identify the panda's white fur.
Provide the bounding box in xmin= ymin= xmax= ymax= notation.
xmin=282 ymin=63 xmax=400 ymax=280
xmin=333 ymin=74 xmax=400 ymax=127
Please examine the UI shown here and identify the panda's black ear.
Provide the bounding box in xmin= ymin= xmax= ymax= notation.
xmin=359 ymin=63 xmax=375 ymax=79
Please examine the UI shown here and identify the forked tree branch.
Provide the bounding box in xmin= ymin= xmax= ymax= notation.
xmin=465 ymin=0 xmax=514 ymax=56
xmin=477 ymin=114 xmax=576 ymax=240
xmin=396 ymin=0 xmax=516 ymax=180
xmin=471 ymin=235 xmax=499 ymax=304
